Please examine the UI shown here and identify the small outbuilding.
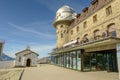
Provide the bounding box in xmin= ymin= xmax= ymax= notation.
xmin=15 ymin=46 xmax=39 ymax=67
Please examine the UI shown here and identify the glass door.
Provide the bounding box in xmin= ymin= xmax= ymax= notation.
xmin=107 ymin=50 xmax=118 ymax=72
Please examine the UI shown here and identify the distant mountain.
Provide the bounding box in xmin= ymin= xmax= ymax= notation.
xmin=1 ymin=53 xmax=15 ymax=61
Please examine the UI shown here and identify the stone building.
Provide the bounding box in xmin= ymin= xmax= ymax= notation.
xmin=0 ymin=41 xmax=5 ymax=61
xmin=38 ymin=56 xmax=51 ymax=64
xmin=15 ymin=46 xmax=39 ymax=67
xmin=50 ymin=0 xmax=120 ymax=79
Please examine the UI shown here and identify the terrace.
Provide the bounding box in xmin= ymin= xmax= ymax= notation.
xmin=51 ymin=30 xmax=120 ymax=54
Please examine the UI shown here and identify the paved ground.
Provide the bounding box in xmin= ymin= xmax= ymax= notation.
xmin=21 ymin=64 xmax=119 ymax=80
xmin=0 ymin=68 xmax=24 ymax=80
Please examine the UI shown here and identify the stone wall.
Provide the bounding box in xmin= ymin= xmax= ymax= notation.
xmin=0 ymin=60 xmax=15 ymax=68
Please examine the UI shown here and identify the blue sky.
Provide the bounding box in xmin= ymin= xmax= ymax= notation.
xmin=0 ymin=0 xmax=91 ymax=58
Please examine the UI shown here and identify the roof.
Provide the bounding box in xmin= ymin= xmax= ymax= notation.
xmin=57 ymin=5 xmax=75 ymax=13
xmin=69 ymin=0 xmax=112 ymax=29
xmin=15 ymin=49 xmax=39 ymax=56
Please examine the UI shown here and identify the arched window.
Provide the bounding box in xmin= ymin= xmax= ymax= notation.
xmin=76 ymin=37 xmax=80 ymax=44
xmin=107 ymin=23 xmax=116 ymax=37
xmin=94 ymin=29 xmax=101 ymax=40
xmin=82 ymin=34 xmax=89 ymax=43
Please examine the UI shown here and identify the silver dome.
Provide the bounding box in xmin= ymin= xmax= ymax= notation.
xmin=55 ymin=5 xmax=77 ymax=21
xmin=57 ymin=5 xmax=75 ymax=13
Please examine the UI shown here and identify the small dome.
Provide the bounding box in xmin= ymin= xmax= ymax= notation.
xmin=55 ymin=5 xmax=77 ymax=21
xmin=57 ymin=5 xmax=75 ymax=14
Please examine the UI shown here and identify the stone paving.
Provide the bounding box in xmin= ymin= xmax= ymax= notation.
xmin=21 ymin=64 xmax=119 ymax=80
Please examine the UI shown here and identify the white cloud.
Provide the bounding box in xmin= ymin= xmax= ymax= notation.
xmin=8 ymin=23 xmax=55 ymax=39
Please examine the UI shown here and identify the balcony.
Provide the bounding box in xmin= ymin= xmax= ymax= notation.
xmin=51 ymin=31 xmax=120 ymax=54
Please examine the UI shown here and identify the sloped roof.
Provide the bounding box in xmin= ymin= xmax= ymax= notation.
xmin=15 ymin=49 xmax=39 ymax=56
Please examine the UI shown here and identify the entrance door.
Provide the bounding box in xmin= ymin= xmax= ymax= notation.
xmin=107 ymin=50 xmax=118 ymax=72
xmin=26 ymin=59 xmax=31 ymax=67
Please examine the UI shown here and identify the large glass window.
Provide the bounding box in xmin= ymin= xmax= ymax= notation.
xmin=83 ymin=53 xmax=91 ymax=71
xmin=83 ymin=50 xmax=118 ymax=72
xmin=77 ymin=51 xmax=81 ymax=70
xmin=73 ymin=51 xmax=77 ymax=69
xmin=70 ymin=52 xmax=73 ymax=68
xmin=66 ymin=52 xmax=70 ymax=68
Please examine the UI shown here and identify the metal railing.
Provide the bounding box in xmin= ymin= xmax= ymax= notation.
xmin=52 ymin=32 xmax=118 ymax=53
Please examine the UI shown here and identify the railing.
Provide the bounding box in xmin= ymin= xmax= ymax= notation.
xmin=52 ymin=31 xmax=118 ymax=53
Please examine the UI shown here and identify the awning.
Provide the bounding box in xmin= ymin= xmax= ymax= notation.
xmin=63 ymin=40 xmax=77 ymax=47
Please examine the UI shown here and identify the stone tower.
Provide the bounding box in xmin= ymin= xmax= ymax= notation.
xmin=53 ymin=5 xmax=76 ymax=48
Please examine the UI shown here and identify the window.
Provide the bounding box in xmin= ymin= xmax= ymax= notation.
xmin=93 ymin=2 xmax=98 ymax=9
xmin=76 ymin=26 xmax=79 ymax=32
xmin=82 ymin=7 xmax=88 ymax=17
xmin=60 ymin=25 xmax=63 ymax=28
xmin=91 ymin=0 xmax=98 ymax=10
xmin=107 ymin=23 xmax=116 ymax=37
xmin=83 ymin=34 xmax=89 ymax=43
xmin=94 ymin=29 xmax=101 ymax=40
xmin=93 ymin=15 xmax=97 ymax=23
xmin=19 ymin=57 xmax=21 ymax=62
xmin=76 ymin=37 xmax=80 ymax=44
xmin=83 ymin=21 xmax=87 ymax=28
xmin=61 ymin=33 xmax=63 ymax=38
xmin=71 ymin=30 xmax=73 ymax=35
xmin=106 ymin=6 xmax=112 ymax=16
